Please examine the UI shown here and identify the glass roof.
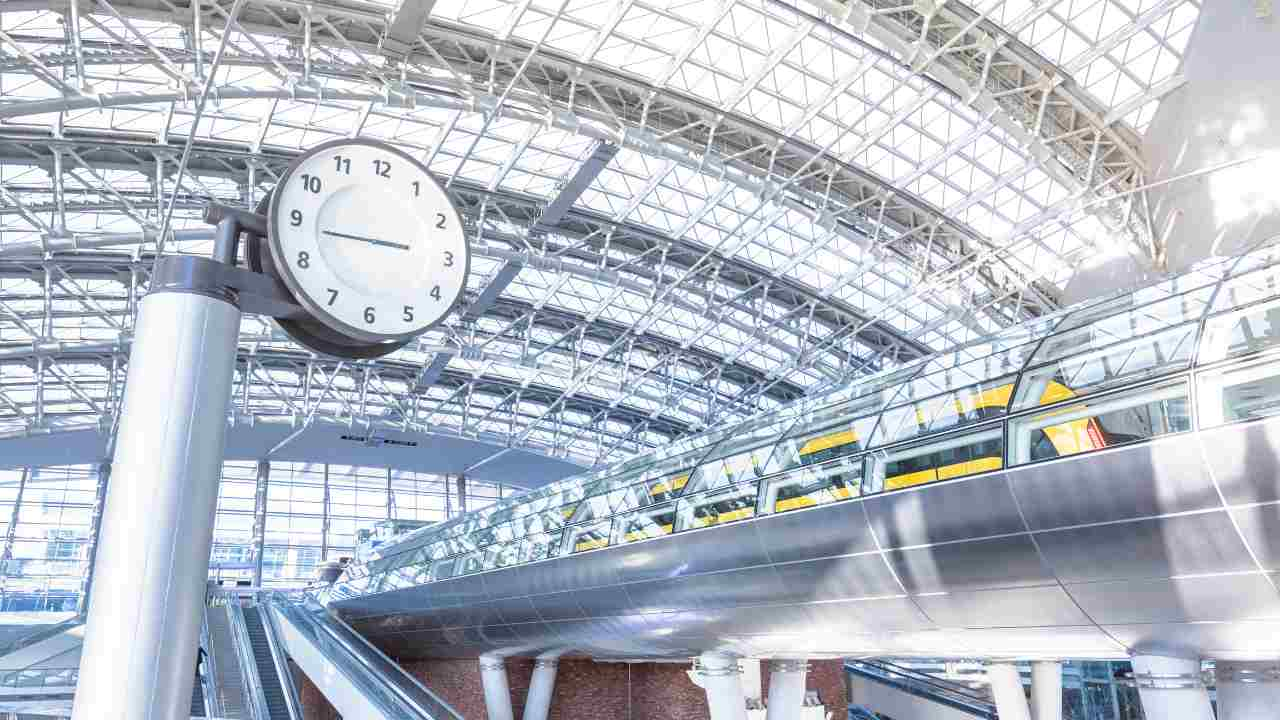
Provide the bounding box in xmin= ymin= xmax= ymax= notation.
xmin=0 ymin=0 xmax=1202 ymax=467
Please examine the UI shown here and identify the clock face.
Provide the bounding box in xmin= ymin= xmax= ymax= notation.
xmin=268 ymin=138 xmax=468 ymax=343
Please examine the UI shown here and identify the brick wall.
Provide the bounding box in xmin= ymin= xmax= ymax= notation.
xmin=296 ymin=656 xmax=846 ymax=719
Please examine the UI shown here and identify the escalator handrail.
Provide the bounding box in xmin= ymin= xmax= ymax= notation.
xmin=845 ymin=661 xmax=998 ymax=719
xmin=226 ymin=601 xmax=274 ymax=720
xmin=255 ymin=596 xmax=305 ymax=720
xmin=268 ymin=593 xmax=463 ymax=720
xmin=860 ymin=659 xmax=994 ymax=703
xmin=199 ymin=606 xmax=226 ymax=719
xmin=0 ymin=615 xmax=82 ymax=660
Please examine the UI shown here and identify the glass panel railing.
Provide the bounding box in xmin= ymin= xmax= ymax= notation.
xmin=270 ymin=594 xmax=462 ymax=720
xmin=1198 ymin=355 xmax=1280 ymax=428
xmin=866 ymin=425 xmax=1003 ymax=493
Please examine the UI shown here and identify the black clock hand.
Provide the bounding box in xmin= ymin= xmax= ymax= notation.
xmin=321 ymin=229 xmax=410 ymax=251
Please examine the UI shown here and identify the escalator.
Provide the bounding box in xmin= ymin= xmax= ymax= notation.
xmin=241 ymin=605 xmax=296 ymax=720
xmin=846 ymin=659 xmax=999 ymax=720
xmin=191 ymin=667 xmax=206 ymax=717
xmin=266 ymin=593 xmax=462 ymax=720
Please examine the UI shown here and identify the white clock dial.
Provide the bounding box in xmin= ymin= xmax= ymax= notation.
xmin=269 ymin=139 xmax=468 ymax=343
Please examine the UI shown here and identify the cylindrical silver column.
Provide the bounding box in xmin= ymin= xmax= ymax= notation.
xmin=479 ymin=655 xmax=514 ymax=720
xmin=765 ymin=659 xmax=808 ymax=720
xmin=1131 ymin=655 xmax=1214 ymax=720
xmin=1216 ymin=661 xmax=1280 ymax=719
xmin=699 ymin=652 xmax=748 ymax=720
xmin=987 ymin=662 xmax=1031 ymax=720
xmin=1030 ymin=661 xmax=1062 ymax=720
xmin=522 ymin=657 xmax=559 ymax=720
xmin=71 ymin=289 xmax=241 ymax=720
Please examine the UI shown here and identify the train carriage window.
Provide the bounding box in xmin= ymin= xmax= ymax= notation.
xmin=1199 ymin=297 xmax=1280 ymax=365
xmin=564 ymin=519 xmax=612 ymax=554
xmin=761 ymin=454 xmax=863 ymax=514
xmin=644 ymin=471 xmax=692 ymax=503
xmin=675 ymin=483 xmax=759 ymax=531
xmin=866 ymin=427 xmax=1003 ymax=492
xmin=1007 ymin=380 xmax=1191 ymax=465
xmin=616 ymin=502 xmax=677 ymax=543
xmin=1013 ymin=323 xmax=1199 ymax=411
xmin=871 ymin=376 xmax=1018 ymax=447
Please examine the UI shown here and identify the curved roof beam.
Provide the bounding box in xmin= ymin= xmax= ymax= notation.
xmin=0 ymin=0 xmax=1062 ymax=325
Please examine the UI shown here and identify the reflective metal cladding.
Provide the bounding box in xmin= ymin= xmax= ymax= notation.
xmin=328 ymin=242 xmax=1280 ymax=661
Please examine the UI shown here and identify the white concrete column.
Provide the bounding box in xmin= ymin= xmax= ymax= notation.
xmin=479 ymin=655 xmax=514 ymax=720
xmin=765 ymin=659 xmax=808 ymax=720
xmin=1213 ymin=661 xmax=1280 ymax=720
xmin=1030 ymin=661 xmax=1062 ymax=720
xmin=1130 ymin=655 xmax=1214 ymax=720
xmin=987 ymin=662 xmax=1031 ymax=720
xmin=522 ymin=657 xmax=559 ymax=720
xmin=740 ymin=658 xmax=762 ymax=710
xmin=699 ymin=652 xmax=748 ymax=720
xmin=71 ymin=290 xmax=241 ymax=720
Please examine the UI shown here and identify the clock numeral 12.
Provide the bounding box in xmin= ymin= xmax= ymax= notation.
xmin=373 ymin=159 xmax=391 ymax=178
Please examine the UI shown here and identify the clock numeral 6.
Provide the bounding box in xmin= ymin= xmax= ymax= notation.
xmin=430 ymin=285 xmax=441 ymax=301
xmin=290 ymin=209 xmax=302 ymax=227
xmin=297 ymin=251 xmax=310 ymax=269
xmin=403 ymin=306 xmax=414 ymax=322
xmin=326 ymin=288 xmax=338 ymax=306
xmin=364 ymin=307 xmax=376 ymax=324
xmin=300 ymin=173 xmax=321 ymax=193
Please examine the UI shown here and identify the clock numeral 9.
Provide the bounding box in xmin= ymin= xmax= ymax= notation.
xmin=334 ymin=155 xmax=350 ymax=174
xmin=300 ymin=174 xmax=321 ymax=193
xmin=373 ymin=159 xmax=391 ymax=178
xmin=430 ymin=285 xmax=441 ymax=301
xmin=435 ymin=213 xmax=446 ymax=229
xmin=403 ymin=306 xmax=414 ymax=322
xmin=364 ymin=307 xmax=376 ymax=324
xmin=297 ymin=251 xmax=310 ymax=269
xmin=290 ymin=209 xmax=302 ymax=227
xmin=326 ymin=288 xmax=338 ymax=306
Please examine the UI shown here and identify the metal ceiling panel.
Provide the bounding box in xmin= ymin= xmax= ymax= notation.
xmin=886 ymin=535 xmax=1051 ymax=594
xmin=863 ymin=472 xmax=1025 ymax=548
xmin=1065 ymin=574 xmax=1280 ymax=625
xmin=1203 ymin=420 xmax=1280 ymax=505
xmin=913 ymin=585 xmax=1092 ymax=628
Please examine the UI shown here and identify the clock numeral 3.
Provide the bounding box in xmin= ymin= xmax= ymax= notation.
xmin=373 ymin=159 xmax=391 ymax=178
xmin=290 ymin=209 xmax=302 ymax=227
xmin=443 ymin=251 xmax=454 ymax=267
xmin=403 ymin=306 xmax=414 ymax=322
xmin=326 ymin=288 xmax=338 ymax=306
xmin=364 ymin=307 xmax=376 ymax=324
xmin=334 ymin=155 xmax=351 ymax=174
xmin=430 ymin=285 xmax=441 ymax=301
xmin=435 ymin=213 xmax=446 ymax=229
xmin=300 ymin=174 xmax=321 ymax=193
xmin=297 ymin=251 xmax=311 ymax=269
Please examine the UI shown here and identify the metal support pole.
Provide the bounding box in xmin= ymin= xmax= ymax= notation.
xmin=455 ymin=474 xmax=468 ymax=514
xmin=0 ymin=468 xmax=28 ymax=605
xmin=71 ymin=274 xmax=241 ymax=720
xmin=1130 ymin=656 xmax=1214 ymax=720
xmin=698 ymin=652 xmax=747 ymax=720
xmin=523 ymin=657 xmax=558 ymax=720
xmin=765 ymin=660 xmax=807 ymax=720
xmin=479 ymin=655 xmax=514 ymax=720
xmin=251 ymin=459 xmax=269 ymax=587
xmin=1031 ymin=661 xmax=1062 ymax=720
xmin=321 ymin=464 xmax=331 ymax=560
xmin=77 ymin=461 xmax=110 ymax=615
xmin=988 ymin=662 xmax=1031 ymax=720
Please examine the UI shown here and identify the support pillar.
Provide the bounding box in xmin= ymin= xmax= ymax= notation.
xmin=251 ymin=459 xmax=269 ymax=587
xmin=987 ymin=662 xmax=1031 ymax=720
xmin=765 ymin=659 xmax=808 ymax=720
xmin=1211 ymin=661 xmax=1280 ymax=720
xmin=740 ymin=658 xmax=762 ymax=711
xmin=77 ymin=461 xmax=109 ymax=614
xmin=455 ymin=474 xmax=468 ymax=515
xmin=698 ymin=652 xmax=747 ymax=720
xmin=71 ymin=286 xmax=241 ymax=720
xmin=522 ymin=657 xmax=558 ymax=720
xmin=1130 ymin=655 xmax=1214 ymax=720
xmin=1030 ymin=661 xmax=1062 ymax=720
xmin=479 ymin=655 xmax=514 ymax=720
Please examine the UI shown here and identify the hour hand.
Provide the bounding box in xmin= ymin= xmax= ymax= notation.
xmin=322 ymin=229 xmax=410 ymax=251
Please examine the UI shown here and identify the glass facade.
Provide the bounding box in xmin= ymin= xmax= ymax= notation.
xmin=0 ymin=462 xmax=516 ymax=609
xmin=333 ymin=242 xmax=1280 ymax=599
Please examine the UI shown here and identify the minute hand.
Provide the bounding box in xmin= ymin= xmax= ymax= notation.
xmin=322 ymin=229 xmax=410 ymax=251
